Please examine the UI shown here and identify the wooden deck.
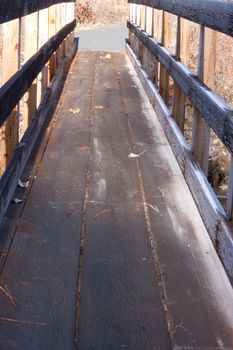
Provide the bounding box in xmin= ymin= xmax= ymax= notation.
xmin=0 ymin=51 xmax=232 ymax=349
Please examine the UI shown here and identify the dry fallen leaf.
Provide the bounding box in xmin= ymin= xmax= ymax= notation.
xmin=94 ymin=106 xmax=104 ymax=110
xmin=0 ymin=316 xmax=47 ymax=326
xmin=128 ymin=149 xmax=147 ymax=158
xmin=18 ymin=179 xmax=29 ymax=189
xmin=12 ymin=198 xmax=23 ymax=204
xmin=100 ymin=54 xmax=111 ymax=59
xmin=69 ymin=108 xmax=81 ymax=114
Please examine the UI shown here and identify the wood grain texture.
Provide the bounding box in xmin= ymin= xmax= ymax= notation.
xmin=0 ymin=52 xmax=95 ymax=349
xmin=128 ymin=0 xmax=233 ymax=37
xmin=78 ymin=53 xmax=172 ymax=350
xmin=126 ymin=41 xmax=233 ymax=281
xmin=0 ymin=19 xmax=76 ymax=129
xmin=0 ymin=0 xmax=74 ymax=24
xmin=128 ymin=21 xmax=233 ymax=156
xmin=0 ymin=48 xmax=232 ymax=349
xmin=119 ymin=51 xmax=233 ymax=348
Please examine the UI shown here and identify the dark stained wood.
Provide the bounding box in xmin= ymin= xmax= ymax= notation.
xmin=0 ymin=52 xmax=95 ymax=349
xmin=77 ymin=53 xmax=172 ymax=350
xmin=79 ymin=202 xmax=172 ymax=350
xmin=0 ymin=0 xmax=74 ymax=24
xmin=159 ymin=66 xmax=169 ymax=104
xmin=128 ymin=21 xmax=233 ymax=156
xmin=172 ymin=83 xmax=185 ymax=133
xmin=117 ymin=52 xmax=233 ymax=348
xmin=128 ymin=0 xmax=233 ymax=38
xmin=0 ymin=19 xmax=76 ymax=129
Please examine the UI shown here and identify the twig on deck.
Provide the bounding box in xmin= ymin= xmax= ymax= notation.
xmin=145 ymin=202 xmax=160 ymax=214
xmin=0 ymin=285 xmax=19 ymax=306
xmin=0 ymin=316 xmax=47 ymax=327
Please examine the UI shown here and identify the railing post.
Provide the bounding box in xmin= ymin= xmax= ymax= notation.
xmin=204 ymin=28 xmax=217 ymax=88
xmin=191 ymin=25 xmax=216 ymax=175
xmin=0 ymin=19 xmax=19 ymax=173
xmin=21 ymin=12 xmax=38 ymax=136
xmin=37 ymin=8 xmax=49 ymax=107
xmin=129 ymin=3 xmax=133 ymax=22
xmin=48 ymin=5 xmax=57 ymax=83
xmin=151 ymin=8 xmax=160 ymax=86
xmin=153 ymin=8 xmax=162 ymax=42
xmin=159 ymin=11 xmax=169 ymax=104
xmin=136 ymin=4 xmax=141 ymax=26
xmin=140 ymin=5 xmax=146 ymax=30
xmin=66 ymin=3 xmax=75 ymax=53
xmin=66 ymin=2 xmax=75 ymax=23
xmin=172 ymin=16 xmax=185 ymax=133
xmin=180 ymin=18 xmax=191 ymax=66
xmin=146 ymin=6 xmax=153 ymax=36
xmin=60 ymin=3 xmax=67 ymax=28
xmin=227 ymin=158 xmax=233 ymax=220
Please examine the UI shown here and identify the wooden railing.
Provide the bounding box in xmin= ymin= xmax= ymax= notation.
xmin=0 ymin=1 xmax=76 ymax=221
xmin=127 ymin=0 xmax=233 ymax=280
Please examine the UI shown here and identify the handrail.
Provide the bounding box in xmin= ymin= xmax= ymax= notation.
xmin=128 ymin=0 xmax=233 ymax=37
xmin=0 ymin=2 xmax=76 ymax=219
xmin=0 ymin=0 xmax=75 ymax=24
xmin=127 ymin=1 xmax=233 ymax=280
xmin=127 ymin=21 xmax=233 ymax=155
xmin=0 ymin=19 xmax=76 ymax=128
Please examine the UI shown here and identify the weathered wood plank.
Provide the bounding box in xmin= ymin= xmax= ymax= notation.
xmin=128 ymin=21 xmax=233 ymax=155
xmin=77 ymin=53 xmax=172 ymax=350
xmin=0 ymin=52 xmax=93 ymax=349
xmin=126 ymin=41 xmax=233 ymax=281
xmin=128 ymin=0 xmax=233 ymax=37
xmin=119 ymin=51 xmax=233 ymax=348
xmin=0 ymin=0 xmax=74 ymax=24
xmin=0 ymin=19 xmax=76 ymax=130
xmin=79 ymin=202 xmax=172 ymax=350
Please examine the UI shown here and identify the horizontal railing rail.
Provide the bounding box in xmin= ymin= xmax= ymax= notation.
xmin=0 ymin=0 xmax=74 ymax=24
xmin=129 ymin=0 xmax=233 ymax=37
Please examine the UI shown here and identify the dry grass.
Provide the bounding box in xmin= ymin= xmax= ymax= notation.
xmin=75 ymin=0 xmax=129 ymax=30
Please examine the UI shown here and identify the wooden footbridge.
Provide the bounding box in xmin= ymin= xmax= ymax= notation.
xmin=0 ymin=0 xmax=232 ymax=349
